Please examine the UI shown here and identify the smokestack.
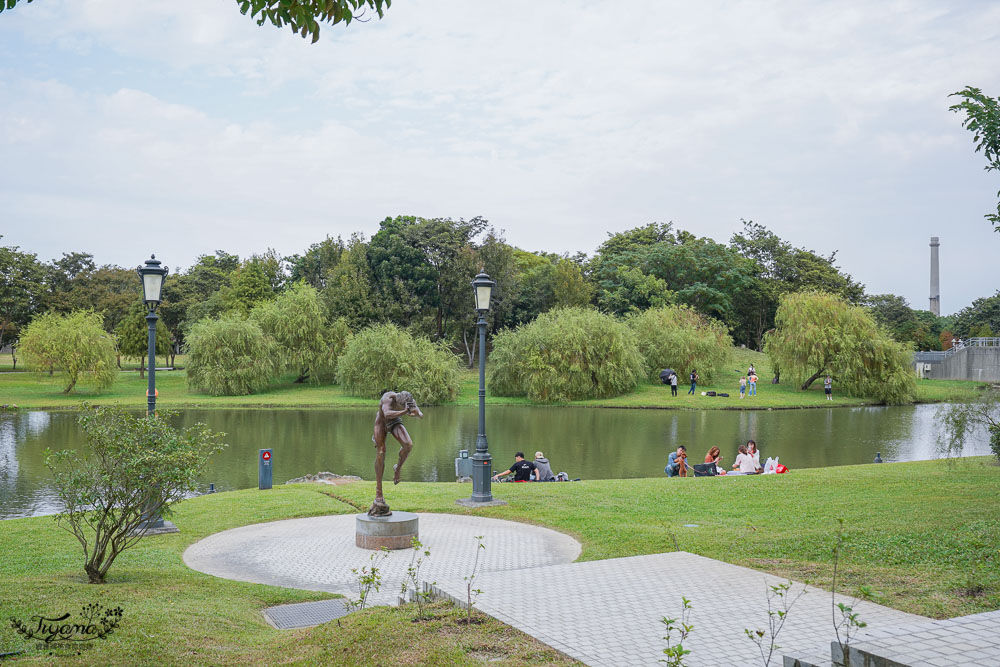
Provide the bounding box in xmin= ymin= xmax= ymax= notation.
xmin=929 ymin=237 xmax=940 ymax=316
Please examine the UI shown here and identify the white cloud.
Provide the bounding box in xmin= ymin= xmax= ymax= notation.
xmin=1 ymin=0 xmax=999 ymax=311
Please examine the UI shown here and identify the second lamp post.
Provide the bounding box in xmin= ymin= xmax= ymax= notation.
xmin=469 ymin=272 xmax=495 ymax=503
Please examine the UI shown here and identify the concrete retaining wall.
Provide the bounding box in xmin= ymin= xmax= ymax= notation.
xmin=914 ymin=346 xmax=1000 ymax=382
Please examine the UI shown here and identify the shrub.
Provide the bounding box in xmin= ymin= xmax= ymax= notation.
xmin=186 ymin=315 xmax=278 ymax=395
xmin=626 ymin=305 xmax=732 ymax=383
xmin=19 ymin=310 xmax=117 ymax=393
xmin=488 ymin=307 xmax=644 ymax=402
xmin=337 ymin=323 xmax=460 ymax=404
xmin=44 ymin=405 xmax=226 ymax=583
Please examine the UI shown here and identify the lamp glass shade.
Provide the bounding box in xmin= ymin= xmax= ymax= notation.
xmin=137 ymin=255 xmax=169 ymax=306
xmin=472 ymin=273 xmax=494 ymax=311
xmin=142 ymin=272 xmax=165 ymax=304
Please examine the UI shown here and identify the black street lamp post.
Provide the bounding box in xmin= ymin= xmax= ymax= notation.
xmin=469 ymin=272 xmax=495 ymax=503
xmin=135 ymin=255 xmax=170 ymax=532
xmin=137 ymin=256 xmax=168 ymax=416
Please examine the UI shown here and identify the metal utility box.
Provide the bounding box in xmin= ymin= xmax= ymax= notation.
xmin=259 ymin=449 xmax=273 ymax=490
xmin=455 ymin=449 xmax=473 ymax=478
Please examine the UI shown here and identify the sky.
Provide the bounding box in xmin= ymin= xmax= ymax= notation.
xmin=1 ymin=1 xmax=998 ymax=316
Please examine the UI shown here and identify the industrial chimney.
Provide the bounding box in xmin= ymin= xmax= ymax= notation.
xmin=929 ymin=237 xmax=940 ymax=316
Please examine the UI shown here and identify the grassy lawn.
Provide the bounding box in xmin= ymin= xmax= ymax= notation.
xmin=1 ymin=459 xmax=998 ymax=665
xmin=0 ymin=349 xmax=983 ymax=410
xmin=0 ymin=485 xmax=575 ymax=666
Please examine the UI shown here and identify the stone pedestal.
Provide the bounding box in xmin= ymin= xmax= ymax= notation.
xmin=355 ymin=511 xmax=418 ymax=550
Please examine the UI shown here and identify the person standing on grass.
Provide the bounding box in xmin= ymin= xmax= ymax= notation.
xmin=739 ymin=376 xmax=747 ymax=399
xmin=670 ymin=372 xmax=678 ymax=397
xmin=748 ymin=371 xmax=757 ymax=397
xmin=824 ymin=375 xmax=833 ymax=401
xmin=687 ymin=369 xmax=699 ymax=395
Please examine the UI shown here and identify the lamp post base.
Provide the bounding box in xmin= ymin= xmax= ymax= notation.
xmin=455 ymin=497 xmax=508 ymax=508
xmin=130 ymin=520 xmax=179 ymax=536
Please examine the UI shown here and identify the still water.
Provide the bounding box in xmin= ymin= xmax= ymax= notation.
xmin=0 ymin=405 xmax=989 ymax=519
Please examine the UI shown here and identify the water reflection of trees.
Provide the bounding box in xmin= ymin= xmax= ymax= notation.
xmin=2 ymin=404 xmax=982 ymax=519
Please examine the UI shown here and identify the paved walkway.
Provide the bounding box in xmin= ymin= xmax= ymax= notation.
xmin=430 ymin=551 xmax=925 ymax=667
xmin=183 ymin=514 xmax=994 ymax=666
xmin=182 ymin=512 xmax=581 ymax=606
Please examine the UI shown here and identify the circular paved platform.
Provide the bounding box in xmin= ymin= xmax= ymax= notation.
xmin=183 ymin=513 xmax=581 ymax=605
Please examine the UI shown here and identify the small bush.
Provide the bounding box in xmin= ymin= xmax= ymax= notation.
xmin=626 ymin=305 xmax=732 ymax=383
xmin=488 ymin=307 xmax=644 ymax=402
xmin=186 ymin=315 xmax=278 ymax=395
xmin=337 ymin=323 xmax=460 ymax=404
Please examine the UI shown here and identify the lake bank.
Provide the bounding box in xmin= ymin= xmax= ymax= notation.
xmin=1 ymin=458 xmax=997 ymax=664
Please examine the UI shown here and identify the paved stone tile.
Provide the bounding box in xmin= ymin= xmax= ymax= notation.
xmin=183 ymin=512 xmax=580 ymax=606
xmin=431 ymin=551 xmax=924 ymax=667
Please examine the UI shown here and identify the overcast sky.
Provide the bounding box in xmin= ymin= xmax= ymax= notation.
xmin=1 ymin=1 xmax=998 ymax=315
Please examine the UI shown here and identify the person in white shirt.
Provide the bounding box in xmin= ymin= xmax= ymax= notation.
xmin=746 ymin=440 xmax=760 ymax=467
xmin=732 ymin=444 xmax=758 ymax=474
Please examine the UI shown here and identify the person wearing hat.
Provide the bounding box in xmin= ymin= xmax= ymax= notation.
xmin=532 ymin=451 xmax=555 ymax=482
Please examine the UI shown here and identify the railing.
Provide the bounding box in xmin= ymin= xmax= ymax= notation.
xmin=914 ymin=337 xmax=1000 ymax=363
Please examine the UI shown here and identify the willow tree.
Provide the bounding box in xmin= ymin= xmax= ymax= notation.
xmin=18 ymin=310 xmax=117 ymax=393
xmin=251 ymin=283 xmax=335 ymax=383
xmin=336 ymin=323 xmax=459 ymax=404
xmin=764 ymin=291 xmax=915 ymax=404
xmin=186 ymin=315 xmax=278 ymax=396
xmin=626 ymin=305 xmax=732 ymax=383
xmin=488 ymin=307 xmax=644 ymax=402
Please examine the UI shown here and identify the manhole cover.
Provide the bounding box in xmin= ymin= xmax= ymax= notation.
xmin=262 ymin=599 xmax=350 ymax=629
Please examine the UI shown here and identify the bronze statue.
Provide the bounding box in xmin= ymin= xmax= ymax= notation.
xmin=369 ymin=390 xmax=423 ymax=516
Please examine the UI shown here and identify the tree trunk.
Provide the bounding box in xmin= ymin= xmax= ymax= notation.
xmin=463 ymin=328 xmax=477 ymax=368
xmin=294 ymin=369 xmax=309 ymax=383
xmin=139 ymin=357 xmax=145 ymax=379
xmin=116 ymin=353 xmax=121 ymax=370
xmin=85 ymin=563 xmax=105 ymax=584
xmin=64 ymin=377 xmax=77 ymax=393
xmin=801 ymin=369 xmax=824 ymax=390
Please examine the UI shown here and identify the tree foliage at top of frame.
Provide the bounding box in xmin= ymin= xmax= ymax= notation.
xmin=950 ymin=86 xmax=1000 ymax=231
xmin=0 ymin=1 xmax=390 ymax=44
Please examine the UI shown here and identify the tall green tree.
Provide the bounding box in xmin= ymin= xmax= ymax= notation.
xmin=730 ymin=221 xmax=865 ymax=349
xmin=323 ymin=233 xmax=377 ymax=330
xmin=19 ymin=310 xmax=118 ymax=393
xmin=952 ymin=291 xmax=1000 ymax=338
xmin=764 ymin=292 xmax=915 ymax=404
xmin=0 ymin=240 xmax=47 ymax=349
xmin=288 ymin=236 xmax=345 ymax=289
xmin=114 ymin=304 xmax=173 ymax=378
xmin=950 ymin=86 xmax=1000 ymax=231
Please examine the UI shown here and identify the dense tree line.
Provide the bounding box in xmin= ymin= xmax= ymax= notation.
xmin=0 ymin=218 xmax=974 ymax=365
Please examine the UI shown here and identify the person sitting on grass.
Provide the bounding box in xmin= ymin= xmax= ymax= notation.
xmin=732 ymin=444 xmax=759 ymax=474
xmin=665 ymin=445 xmax=693 ymax=477
xmin=532 ymin=451 xmax=555 ymax=482
xmin=705 ymin=446 xmax=728 ymax=475
xmin=493 ymin=452 xmax=536 ymax=482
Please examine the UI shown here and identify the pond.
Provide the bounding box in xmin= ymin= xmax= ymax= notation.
xmin=0 ymin=404 xmax=989 ymax=519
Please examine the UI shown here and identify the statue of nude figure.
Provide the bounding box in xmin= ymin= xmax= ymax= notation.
xmin=369 ymin=390 xmax=423 ymax=516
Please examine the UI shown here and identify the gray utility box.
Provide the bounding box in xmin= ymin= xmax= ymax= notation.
xmin=455 ymin=450 xmax=473 ymax=478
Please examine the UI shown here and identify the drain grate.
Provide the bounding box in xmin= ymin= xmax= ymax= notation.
xmin=262 ymin=599 xmax=351 ymax=629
